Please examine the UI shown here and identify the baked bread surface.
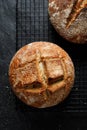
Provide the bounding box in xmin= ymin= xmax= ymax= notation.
xmin=9 ymin=42 xmax=75 ymax=108
xmin=49 ymin=0 xmax=87 ymax=44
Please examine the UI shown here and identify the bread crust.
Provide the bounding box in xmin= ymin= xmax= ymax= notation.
xmin=48 ymin=0 xmax=87 ymax=44
xmin=9 ymin=42 xmax=75 ymax=108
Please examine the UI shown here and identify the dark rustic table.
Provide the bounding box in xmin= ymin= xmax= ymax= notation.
xmin=0 ymin=0 xmax=87 ymax=130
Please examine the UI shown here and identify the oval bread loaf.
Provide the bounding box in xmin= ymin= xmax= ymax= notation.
xmin=49 ymin=0 xmax=87 ymax=44
xmin=9 ymin=42 xmax=75 ymax=108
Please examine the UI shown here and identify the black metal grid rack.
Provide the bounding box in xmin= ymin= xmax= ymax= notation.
xmin=16 ymin=0 xmax=87 ymax=112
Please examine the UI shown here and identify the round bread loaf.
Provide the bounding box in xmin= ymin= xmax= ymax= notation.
xmin=9 ymin=42 xmax=75 ymax=108
xmin=48 ymin=0 xmax=87 ymax=44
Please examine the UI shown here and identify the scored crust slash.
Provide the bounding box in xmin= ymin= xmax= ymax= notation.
xmin=49 ymin=0 xmax=87 ymax=43
xmin=66 ymin=0 xmax=87 ymax=29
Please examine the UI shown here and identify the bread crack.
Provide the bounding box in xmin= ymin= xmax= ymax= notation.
xmin=24 ymin=82 xmax=42 ymax=89
xmin=36 ymin=50 xmax=48 ymax=89
xmin=66 ymin=0 xmax=87 ymax=28
xmin=44 ymin=58 xmax=64 ymax=85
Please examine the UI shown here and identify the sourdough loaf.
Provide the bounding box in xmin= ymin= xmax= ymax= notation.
xmin=9 ymin=42 xmax=75 ymax=108
xmin=49 ymin=0 xmax=87 ymax=44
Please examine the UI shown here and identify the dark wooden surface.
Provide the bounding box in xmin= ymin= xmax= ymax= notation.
xmin=0 ymin=0 xmax=87 ymax=130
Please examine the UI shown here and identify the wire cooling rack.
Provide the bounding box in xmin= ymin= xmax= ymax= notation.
xmin=16 ymin=0 xmax=87 ymax=112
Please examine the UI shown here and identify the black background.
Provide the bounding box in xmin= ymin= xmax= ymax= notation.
xmin=0 ymin=0 xmax=87 ymax=129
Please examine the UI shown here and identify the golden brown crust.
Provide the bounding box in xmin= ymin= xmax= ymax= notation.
xmin=48 ymin=0 xmax=87 ymax=44
xmin=66 ymin=0 xmax=87 ymax=28
xmin=9 ymin=42 xmax=75 ymax=108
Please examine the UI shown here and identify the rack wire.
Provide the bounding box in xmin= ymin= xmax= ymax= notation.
xmin=16 ymin=0 xmax=87 ymax=112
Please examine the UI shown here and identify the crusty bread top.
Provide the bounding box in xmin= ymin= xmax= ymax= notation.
xmin=9 ymin=42 xmax=75 ymax=108
xmin=49 ymin=0 xmax=87 ymax=43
